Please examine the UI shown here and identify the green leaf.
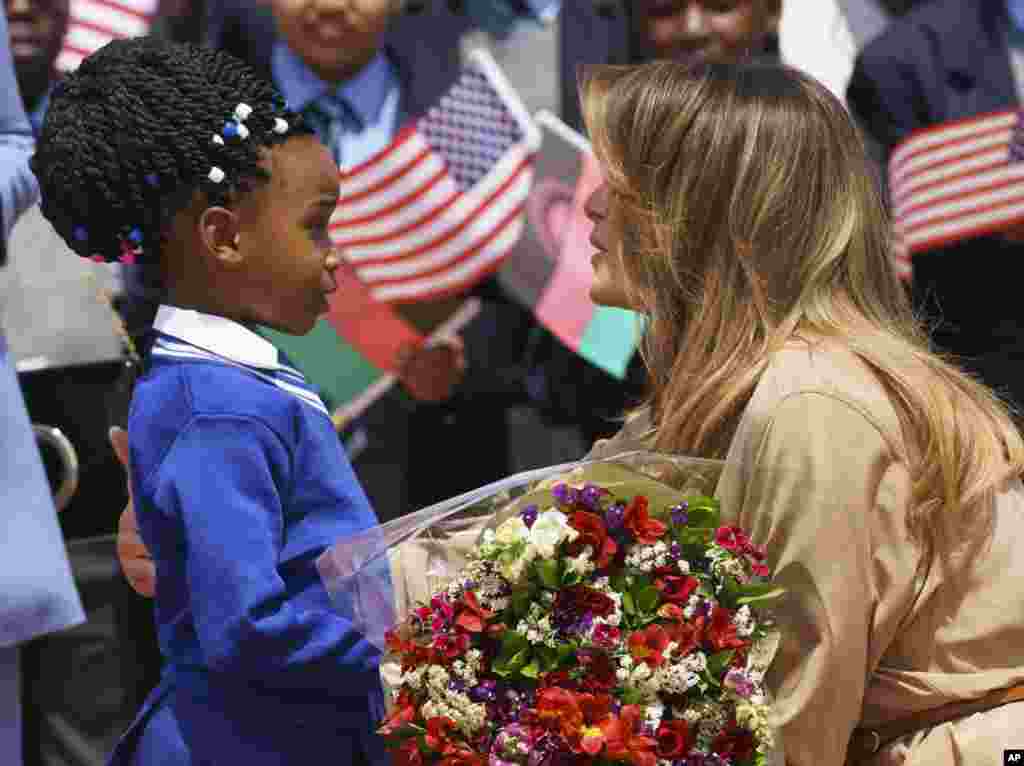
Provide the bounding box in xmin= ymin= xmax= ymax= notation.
xmin=737 ymin=586 xmax=787 ymax=606
xmin=635 ymin=586 xmax=661 ymax=614
xmin=622 ymin=591 xmax=636 ymax=615
xmin=610 ymin=573 xmax=629 ymax=593
xmin=536 ymin=559 xmax=562 ymax=590
xmin=520 ymin=660 xmax=540 ymax=679
xmin=685 ymin=501 xmax=720 ymax=528
xmin=511 ymin=589 xmax=533 ymax=618
xmin=621 ymin=687 xmax=645 ymax=706
xmin=499 ymin=630 xmax=529 ymax=658
xmin=707 ymin=649 xmax=735 ymax=677
xmin=386 ymin=723 xmax=425 ymax=741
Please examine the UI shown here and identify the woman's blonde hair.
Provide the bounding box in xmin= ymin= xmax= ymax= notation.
xmin=582 ymin=60 xmax=1024 ymax=548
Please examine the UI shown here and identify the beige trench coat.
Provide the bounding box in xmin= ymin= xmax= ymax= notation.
xmin=590 ymin=343 xmax=1024 ymax=766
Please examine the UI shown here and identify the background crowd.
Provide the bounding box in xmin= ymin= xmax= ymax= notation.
xmin=3 ymin=0 xmax=1023 ymax=764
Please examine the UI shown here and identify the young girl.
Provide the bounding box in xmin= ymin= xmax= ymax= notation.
xmin=31 ymin=38 xmax=389 ymax=765
xmin=582 ymin=61 xmax=1024 ymax=765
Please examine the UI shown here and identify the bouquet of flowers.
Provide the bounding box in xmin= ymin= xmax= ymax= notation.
xmin=318 ymin=452 xmax=784 ymax=766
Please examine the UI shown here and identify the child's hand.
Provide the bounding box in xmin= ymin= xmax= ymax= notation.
xmin=109 ymin=427 xmax=156 ymax=598
xmin=395 ymin=336 xmax=466 ymax=402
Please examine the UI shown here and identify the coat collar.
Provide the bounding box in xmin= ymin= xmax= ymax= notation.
xmin=152 ymin=306 xmax=282 ymax=371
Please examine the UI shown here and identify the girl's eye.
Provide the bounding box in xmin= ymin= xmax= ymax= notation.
xmin=310 ymin=222 xmax=330 ymax=243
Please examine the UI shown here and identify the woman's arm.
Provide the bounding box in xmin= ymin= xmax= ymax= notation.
xmin=732 ymin=391 xmax=916 ymax=766
xmin=0 ymin=8 xmax=39 ymax=251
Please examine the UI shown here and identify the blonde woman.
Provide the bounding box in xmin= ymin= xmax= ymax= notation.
xmin=583 ymin=61 xmax=1024 ymax=765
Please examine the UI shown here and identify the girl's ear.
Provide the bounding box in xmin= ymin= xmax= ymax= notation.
xmin=197 ymin=206 xmax=243 ymax=266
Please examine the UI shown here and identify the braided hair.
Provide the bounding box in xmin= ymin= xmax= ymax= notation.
xmin=31 ymin=37 xmax=313 ymax=268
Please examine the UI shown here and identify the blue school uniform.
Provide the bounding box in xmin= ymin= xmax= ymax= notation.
xmin=107 ymin=306 xmax=389 ymax=766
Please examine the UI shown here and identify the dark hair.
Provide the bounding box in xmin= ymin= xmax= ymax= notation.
xmin=30 ymin=36 xmax=313 ymax=267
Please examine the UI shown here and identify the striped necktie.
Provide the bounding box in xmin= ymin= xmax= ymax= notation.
xmin=301 ymin=93 xmax=361 ymax=167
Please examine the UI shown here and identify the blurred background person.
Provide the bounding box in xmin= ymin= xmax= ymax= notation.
xmin=1 ymin=8 xmax=85 ymax=766
xmin=847 ymin=0 xmax=1024 ymax=411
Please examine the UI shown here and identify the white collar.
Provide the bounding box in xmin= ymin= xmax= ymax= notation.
xmin=152 ymin=306 xmax=281 ymax=371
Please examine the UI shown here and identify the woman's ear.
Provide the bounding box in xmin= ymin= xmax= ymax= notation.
xmin=197 ymin=206 xmax=243 ymax=267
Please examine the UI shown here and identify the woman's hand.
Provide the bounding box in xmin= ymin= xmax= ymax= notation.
xmin=109 ymin=426 xmax=156 ymax=598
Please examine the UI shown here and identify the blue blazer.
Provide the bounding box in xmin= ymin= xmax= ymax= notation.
xmin=107 ymin=310 xmax=389 ymax=766
xmin=846 ymin=0 xmax=1024 ymax=406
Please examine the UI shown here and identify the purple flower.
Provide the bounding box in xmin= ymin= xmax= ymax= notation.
xmin=580 ymin=483 xmax=604 ymax=511
xmin=670 ymin=542 xmax=683 ymax=559
xmin=521 ymin=505 xmax=539 ymax=528
xmin=551 ymin=483 xmax=578 ymax=507
xmin=671 ymin=502 xmax=690 ymax=526
xmin=724 ymin=668 xmax=755 ymax=698
xmin=448 ymin=678 xmax=467 ymax=693
xmin=528 ymin=733 xmax=572 ymax=766
xmin=605 ymin=502 xmax=626 ymax=532
xmin=471 ymin=679 xmax=498 ymax=703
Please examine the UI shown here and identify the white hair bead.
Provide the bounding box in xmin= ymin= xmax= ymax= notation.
xmin=212 ymin=134 xmax=225 ymax=146
xmin=208 ymin=166 xmax=226 ymax=183
xmin=234 ymin=103 xmax=253 ymax=121
xmin=236 ymin=123 xmax=250 ymax=140
xmin=272 ymin=117 xmax=289 ymax=135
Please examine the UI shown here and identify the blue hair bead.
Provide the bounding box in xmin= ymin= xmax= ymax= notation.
xmin=128 ymin=227 xmax=143 ymax=244
xmin=145 ymin=173 xmax=159 ymax=187
xmin=73 ymin=226 xmax=88 ymax=242
xmin=223 ymin=122 xmax=239 ymax=139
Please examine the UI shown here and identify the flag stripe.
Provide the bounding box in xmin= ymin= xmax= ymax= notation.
xmin=368 ymin=216 xmax=524 ymax=303
xmin=902 ymin=197 xmax=1024 ymax=253
xmin=896 ymin=164 xmax=1024 ymax=220
xmin=333 ymin=186 xmax=462 ymax=248
xmin=333 ymin=166 xmax=451 ymax=229
xmin=902 ymin=180 xmax=1024 ymax=232
xmin=890 ymin=110 xmax=1017 ymax=170
xmin=891 ymin=150 xmax=1008 ymax=209
xmin=338 ymin=146 xmax=433 ymax=207
xmin=891 ymin=130 xmax=1011 ymax=187
xmin=337 ymin=128 xmax=423 ymax=199
xmin=341 ymin=156 xmax=532 ymax=265
xmin=361 ymin=197 xmax=526 ymax=284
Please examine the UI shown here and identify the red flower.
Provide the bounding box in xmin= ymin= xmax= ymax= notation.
xmin=628 ymin=624 xmax=672 ymax=667
xmin=750 ymin=560 xmax=770 ymax=578
xmin=655 ymin=720 xmax=692 ymax=759
xmin=578 ymin=650 xmax=617 ymax=693
xmin=379 ymin=689 xmax=418 ymax=737
xmin=568 ymin=511 xmax=618 ymax=568
xmin=712 ymin=721 xmax=756 ymax=763
xmin=433 ymin=631 xmax=470 ymax=659
xmin=536 ymin=686 xmax=583 ymax=738
xmin=705 ymin=605 xmax=749 ymax=652
xmin=591 ymin=623 xmax=621 ymax=648
xmin=623 ymin=496 xmax=668 ymax=544
xmin=663 ymin=619 xmax=705 ymax=658
xmin=602 ymin=705 xmax=658 ymax=766
xmin=573 ymin=693 xmax=615 ymax=755
xmin=395 ymin=738 xmax=423 ymax=766
xmin=554 ymin=585 xmax=616 ymax=619
xmin=654 ymin=574 xmax=700 ymax=605
xmin=439 ymin=747 xmax=487 ymax=766
xmin=715 ymin=525 xmax=751 ymax=554
xmin=454 ymin=590 xmax=494 ymax=634
xmin=425 ymin=717 xmax=458 ymax=751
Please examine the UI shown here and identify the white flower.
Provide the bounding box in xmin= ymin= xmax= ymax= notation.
xmin=529 ymin=510 xmax=577 ymax=558
xmin=494 ymin=516 xmax=530 ymax=546
xmin=567 ymin=548 xmax=595 ymax=577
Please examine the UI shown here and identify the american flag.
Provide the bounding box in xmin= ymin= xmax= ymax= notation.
xmin=57 ymin=0 xmax=158 ymax=72
xmin=889 ymin=108 xmax=1024 ymax=281
xmin=330 ymin=47 xmax=541 ymax=303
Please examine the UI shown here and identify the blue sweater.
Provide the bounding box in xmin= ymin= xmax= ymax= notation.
xmin=108 ymin=306 xmax=388 ymax=766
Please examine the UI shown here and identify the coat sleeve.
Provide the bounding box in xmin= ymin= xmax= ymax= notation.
xmin=149 ymin=413 xmax=381 ymax=694
xmin=734 ymin=392 xmax=894 ymax=766
xmin=0 ymin=8 xmax=38 ymax=248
